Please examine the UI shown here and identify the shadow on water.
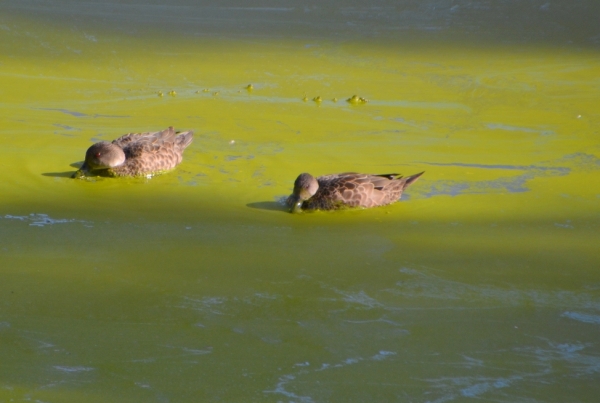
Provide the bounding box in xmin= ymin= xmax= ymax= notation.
xmin=2 ymin=1 xmax=600 ymax=48
xmin=41 ymin=171 xmax=76 ymax=178
xmin=41 ymin=162 xmax=83 ymax=178
xmin=246 ymin=201 xmax=288 ymax=212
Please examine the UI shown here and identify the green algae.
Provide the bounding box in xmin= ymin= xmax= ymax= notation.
xmin=1 ymin=5 xmax=600 ymax=403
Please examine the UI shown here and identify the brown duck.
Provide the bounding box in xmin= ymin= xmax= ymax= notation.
xmin=73 ymin=126 xmax=193 ymax=178
xmin=286 ymin=171 xmax=424 ymax=213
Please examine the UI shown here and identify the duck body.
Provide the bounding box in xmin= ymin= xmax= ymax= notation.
xmin=73 ymin=127 xmax=193 ymax=178
xmin=286 ymin=171 xmax=424 ymax=213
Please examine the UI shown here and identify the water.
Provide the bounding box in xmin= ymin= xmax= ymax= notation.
xmin=1 ymin=1 xmax=599 ymax=402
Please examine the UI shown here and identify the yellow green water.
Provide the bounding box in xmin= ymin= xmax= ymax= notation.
xmin=1 ymin=3 xmax=599 ymax=402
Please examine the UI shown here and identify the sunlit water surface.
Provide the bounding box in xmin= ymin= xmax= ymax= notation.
xmin=1 ymin=2 xmax=599 ymax=402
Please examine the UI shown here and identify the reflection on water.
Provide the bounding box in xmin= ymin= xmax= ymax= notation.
xmin=1 ymin=0 xmax=599 ymax=402
xmin=2 ymin=213 xmax=93 ymax=227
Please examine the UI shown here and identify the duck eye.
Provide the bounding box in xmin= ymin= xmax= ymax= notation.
xmin=95 ymin=152 xmax=101 ymax=157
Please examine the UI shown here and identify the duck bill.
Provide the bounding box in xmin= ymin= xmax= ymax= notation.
xmin=291 ymin=202 xmax=303 ymax=214
xmin=286 ymin=195 xmax=304 ymax=214
xmin=72 ymin=162 xmax=90 ymax=179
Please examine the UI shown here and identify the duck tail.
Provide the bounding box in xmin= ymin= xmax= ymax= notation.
xmin=402 ymin=171 xmax=424 ymax=189
xmin=175 ymin=130 xmax=194 ymax=150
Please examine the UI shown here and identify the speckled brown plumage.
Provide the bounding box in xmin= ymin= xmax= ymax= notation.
xmin=73 ymin=126 xmax=193 ymax=178
xmin=286 ymin=171 xmax=424 ymax=212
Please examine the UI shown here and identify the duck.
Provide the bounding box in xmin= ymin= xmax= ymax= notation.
xmin=286 ymin=171 xmax=424 ymax=213
xmin=72 ymin=126 xmax=193 ymax=178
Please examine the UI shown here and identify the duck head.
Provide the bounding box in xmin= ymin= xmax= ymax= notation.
xmin=286 ymin=173 xmax=319 ymax=213
xmin=73 ymin=142 xmax=126 ymax=178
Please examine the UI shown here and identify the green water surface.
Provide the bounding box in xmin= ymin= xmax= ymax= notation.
xmin=1 ymin=2 xmax=599 ymax=402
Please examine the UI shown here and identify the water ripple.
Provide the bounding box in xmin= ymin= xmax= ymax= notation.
xmin=2 ymin=213 xmax=92 ymax=227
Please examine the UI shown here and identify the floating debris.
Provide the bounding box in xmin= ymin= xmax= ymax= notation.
xmin=347 ymin=95 xmax=368 ymax=104
xmin=229 ymin=140 xmax=235 ymax=145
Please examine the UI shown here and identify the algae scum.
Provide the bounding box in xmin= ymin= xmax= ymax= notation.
xmin=1 ymin=2 xmax=599 ymax=402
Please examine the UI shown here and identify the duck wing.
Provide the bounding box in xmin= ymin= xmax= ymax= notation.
xmin=113 ymin=127 xmax=193 ymax=159
xmin=316 ymin=172 xmax=423 ymax=208
xmin=314 ymin=173 xmax=380 ymax=208
xmin=112 ymin=127 xmax=177 ymax=149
